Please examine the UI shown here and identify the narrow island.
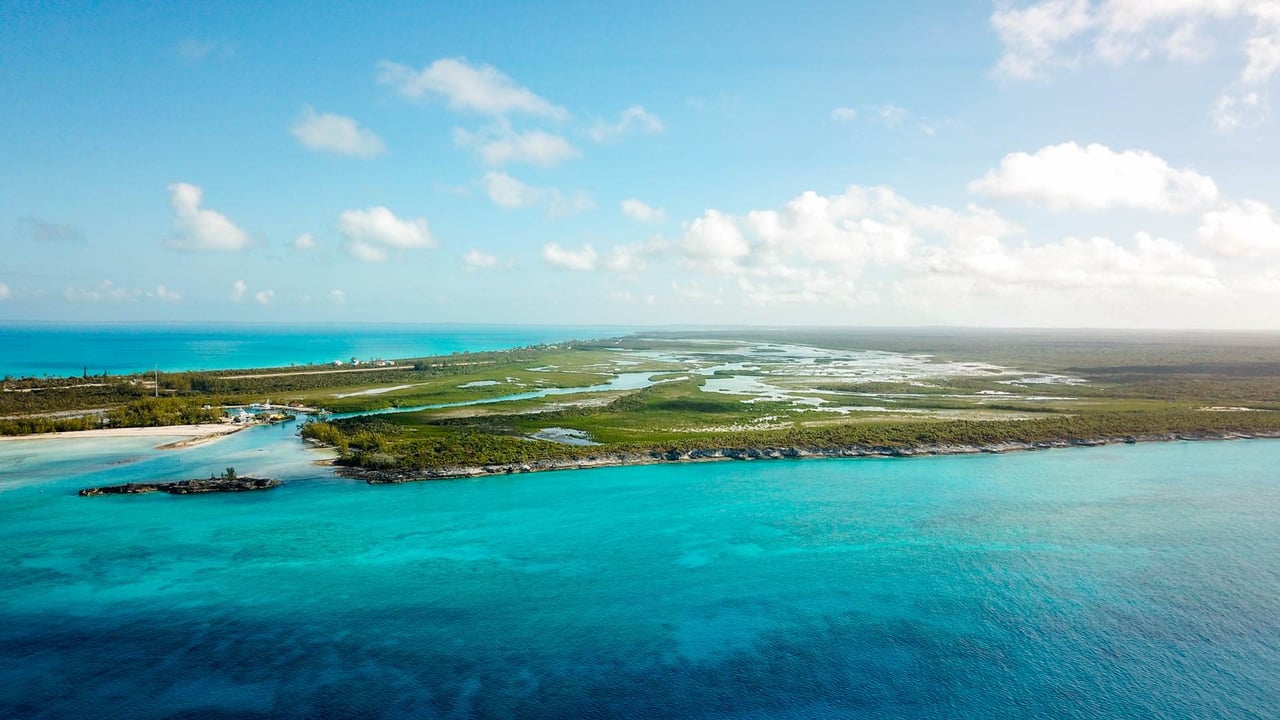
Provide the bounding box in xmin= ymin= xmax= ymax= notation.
xmin=79 ymin=467 xmax=279 ymax=496
xmin=7 ymin=329 xmax=1280 ymax=486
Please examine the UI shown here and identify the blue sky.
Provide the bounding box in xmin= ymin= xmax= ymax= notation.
xmin=2 ymin=1 xmax=1279 ymax=327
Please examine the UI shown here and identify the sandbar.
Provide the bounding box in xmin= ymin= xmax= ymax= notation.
xmin=0 ymin=423 xmax=247 ymax=449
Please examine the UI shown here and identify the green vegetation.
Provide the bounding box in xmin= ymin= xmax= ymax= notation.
xmin=292 ymin=330 xmax=1280 ymax=474
xmin=0 ymin=339 xmax=627 ymax=435
xmin=10 ymin=331 xmax=1280 ymax=474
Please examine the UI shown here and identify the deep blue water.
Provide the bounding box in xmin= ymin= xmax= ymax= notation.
xmin=2 ymin=429 xmax=1278 ymax=719
xmin=0 ymin=324 xmax=629 ymax=378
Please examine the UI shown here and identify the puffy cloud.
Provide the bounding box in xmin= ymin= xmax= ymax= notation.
xmin=337 ymin=206 xmax=435 ymax=263
xmin=672 ymin=186 xmax=1019 ymax=305
xmin=289 ymin=106 xmax=386 ymax=158
xmin=166 ymin=182 xmax=251 ymax=252
xmin=588 ymin=105 xmax=665 ymax=142
xmin=990 ymin=1 xmax=1280 ymax=128
xmin=621 ymin=198 xmax=667 ymax=223
xmin=340 ymin=205 xmax=434 ymax=247
xmin=253 ymin=289 xmax=275 ymax=305
xmin=535 ymin=237 xmax=663 ymax=274
xmin=970 ymin=142 xmax=1219 ymax=212
xmin=17 ymin=217 xmax=83 ymax=243
xmin=682 ymin=209 xmax=751 ymax=267
xmin=830 ymin=107 xmax=859 ymax=122
xmin=65 ymin=281 xmax=183 ymax=303
xmin=229 ymin=280 xmax=248 ymax=302
xmin=292 ymin=233 xmax=316 ymax=250
xmin=377 ymin=57 xmax=568 ymax=120
xmin=541 ymin=242 xmax=598 ymax=271
xmin=329 ymin=289 xmax=347 ymax=305
xmin=462 ymin=249 xmax=499 ymax=270
xmin=455 ymin=122 xmax=579 ymax=166
xmin=681 ymin=187 xmax=1012 ymax=275
xmin=480 ymin=172 xmax=592 ymax=215
xmin=0 ymin=283 xmax=10 ymax=301
xmin=1197 ymin=200 xmax=1280 ymax=256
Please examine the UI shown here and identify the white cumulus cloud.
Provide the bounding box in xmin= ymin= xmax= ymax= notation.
xmin=672 ymin=186 xmax=1018 ymax=305
xmin=377 ymin=57 xmax=568 ymax=120
xmin=541 ymin=243 xmax=598 ymax=271
xmin=970 ymin=142 xmax=1219 ymax=212
xmin=588 ymin=105 xmax=665 ymax=142
xmin=1197 ymin=199 xmax=1280 ymax=256
xmin=0 ymin=283 xmax=10 ymax=301
xmin=290 ymin=106 xmax=386 ymax=158
xmin=292 ymin=233 xmax=316 ymax=250
xmin=682 ymin=209 xmax=751 ymax=267
xmin=621 ymin=198 xmax=667 ymax=223
xmin=229 ymin=280 xmax=248 ymax=302
xmin=337 ymin=206 xmax=435 ymax=263
xmin=253 ymin=289 xmax=275 ymax=305
xmin=329 ymin=289 xmax=347 ymax=305
xmin=166 ymin=182 xmax=251 ymax=252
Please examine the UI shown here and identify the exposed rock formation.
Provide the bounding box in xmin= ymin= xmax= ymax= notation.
xmin=79 ymin=476 xmax=279 ymax=496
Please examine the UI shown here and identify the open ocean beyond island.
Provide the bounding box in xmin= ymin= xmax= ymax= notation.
xmin=1 ymin=420 xmax=1278 ymax=717
xmin=0 ymin=323 xmax=630 ymax=378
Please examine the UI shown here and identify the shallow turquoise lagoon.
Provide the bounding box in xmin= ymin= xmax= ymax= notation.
xmin=2 ymin=432 xmax=1278 ymax=718
xmin=0 ymin=323 xmax=626 ymax=377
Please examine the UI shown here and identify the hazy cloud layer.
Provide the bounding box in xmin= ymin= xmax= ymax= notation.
xmin=455 ymin=122 xmax=579 ymax=166
xmin=588 ymin=105 xmax=664 ymax=142
xmin=65 ymin=281 xmax=182 ymax=303
xmin=378 ymin=57 xmax=568 ymax=120
xmin=991 ymin=1 xmax=1280 ymax=129
xmin=481 ymin=172 xmax=592 ymax=215
xmin=17 ymin=217 xmax=84 ymax=243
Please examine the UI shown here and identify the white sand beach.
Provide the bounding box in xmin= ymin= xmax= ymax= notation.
xmin=0 ymin=423 xmax=248 ymax=449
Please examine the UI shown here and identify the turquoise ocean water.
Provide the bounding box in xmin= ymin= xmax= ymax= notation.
xmin=0 ymin=324 xmax=627 ymax=378
xmin=2 ymin=421 xmax=1278 ymax=718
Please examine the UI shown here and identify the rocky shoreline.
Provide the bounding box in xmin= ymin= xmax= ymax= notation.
xmin=79 ymin=476 xmax=279 ymax=496
xmin=338 ymin=430 xmax=1280 ymax=484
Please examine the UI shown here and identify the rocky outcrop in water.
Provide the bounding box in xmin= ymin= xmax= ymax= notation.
xmin=79 ymin=476 xmax=279 ymax=496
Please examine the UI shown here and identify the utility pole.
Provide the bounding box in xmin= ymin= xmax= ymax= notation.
xmin=154 ymin=366 xmax=159 ymax=398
